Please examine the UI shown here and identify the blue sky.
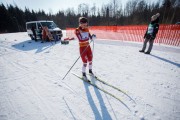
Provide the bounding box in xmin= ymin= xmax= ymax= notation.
xmin=1 ymin=0 xmax=158 ymax=14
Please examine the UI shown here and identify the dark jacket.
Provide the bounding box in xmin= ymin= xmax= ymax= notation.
xmin=144 ymin=18 xmax=159 ymax=39
xmin=31 ymin=26 xmax=36 ymax=35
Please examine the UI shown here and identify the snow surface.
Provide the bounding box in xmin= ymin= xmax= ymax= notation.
xmin=0 ymin=31 xmax=180 ymax=120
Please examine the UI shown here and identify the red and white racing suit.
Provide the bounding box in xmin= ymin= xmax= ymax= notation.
xmin=75 ymin=26 xmax=93 ymax=73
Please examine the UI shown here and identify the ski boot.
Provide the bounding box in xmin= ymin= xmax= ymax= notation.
xmin=89 ymin=69 xmax=97 ymax=79
xmin=89 ymin=69 xmax=94 ymax=76
xmin=82 ymin=73 xmax=90 ymax=82
xmin=139 ymin=50 xmax=145 ymax=53
xmin=145 ymin=51 xmax=150 ymax=54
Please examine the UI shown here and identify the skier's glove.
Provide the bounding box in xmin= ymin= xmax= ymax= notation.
xmin=91 ymin=34 xmax=96 ymax=41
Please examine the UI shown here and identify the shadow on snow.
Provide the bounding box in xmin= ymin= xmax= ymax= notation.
xmin=83 ymin=81 xmax=113 ymax=120
xmin=12 ymin=39 xmax=60 ymax=53
xmin=150 ymin=54 xmax=180 ymax=68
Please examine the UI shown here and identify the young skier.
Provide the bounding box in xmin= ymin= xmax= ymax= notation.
xmin=75 ymin=17 xmax=94 ymax=80
xmin=139 ymin=13 xmax=160 ymax=54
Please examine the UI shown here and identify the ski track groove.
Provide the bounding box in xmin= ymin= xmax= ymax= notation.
xmin=24 ymin=78 xmax=55 ymax=119
xmin=1 ymin=52 xmax=55 ymax=119
xmin=35 ymin=60 xmax=91 ymax=103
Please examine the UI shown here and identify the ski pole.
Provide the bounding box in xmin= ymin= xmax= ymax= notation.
xmin=91 ymin=34 xmax=96 ymax=59
xmin=62 ymin=40 xmax=93 ymax=80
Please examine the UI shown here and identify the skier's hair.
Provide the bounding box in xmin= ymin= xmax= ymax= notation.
xmin=79 ymin=17 xmax=88 ymax=24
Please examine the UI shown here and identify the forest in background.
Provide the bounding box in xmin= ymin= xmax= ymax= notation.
xmin=0 ymin=0 xmax=179 ymax=33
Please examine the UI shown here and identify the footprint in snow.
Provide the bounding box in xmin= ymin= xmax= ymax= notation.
xmin=45 ymin=51 xmax=50 ymax=53
xmin=139 ymin=115 xmax=145 ymax=120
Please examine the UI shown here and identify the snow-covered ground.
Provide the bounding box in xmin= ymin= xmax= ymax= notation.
xmin=0 ymin=31 xmax=180 ymax=120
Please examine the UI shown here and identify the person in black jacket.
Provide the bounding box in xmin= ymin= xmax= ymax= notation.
xmin=139 ymin=13 xmax=160 ymax=54
xmin=31 ymin=26 xmax=37 ymax=41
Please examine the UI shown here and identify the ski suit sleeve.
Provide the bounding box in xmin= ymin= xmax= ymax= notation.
xmin=75 ymin=28 xmax=82 ymax=41
xmin=89 ymin=33 xmax=92 ymax=39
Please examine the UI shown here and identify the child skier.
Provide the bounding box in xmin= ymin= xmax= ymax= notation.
xmin=75 ymin=17 xmax=95 ymax=80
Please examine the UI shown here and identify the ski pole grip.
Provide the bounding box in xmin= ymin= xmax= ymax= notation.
xmin=92 ymin=34 xmax=96 ymax=40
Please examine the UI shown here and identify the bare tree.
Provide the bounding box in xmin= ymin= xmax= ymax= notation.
xmin=112 ymin=0 xmax=119 ymax=17
xmin=78 ymin=3 xmax=89 ymax=17
xmin=91 ymin=3 xmax=96 ymax=16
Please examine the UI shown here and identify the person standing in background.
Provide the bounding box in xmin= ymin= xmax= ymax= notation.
xmin=139 ymin=13 xmax=160 ymax=54
xmin=31 ymin=25 xmax=37 ymax=42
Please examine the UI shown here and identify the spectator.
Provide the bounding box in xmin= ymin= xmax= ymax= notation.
xmin=37 ymin=27 xmax=42 ymax=40
xmin=139 ymin=13 xmax=160 ymax=54
xmin=42 ymin=26 xmax=48 ymax=43
xmin=53 ymin=31 xmax=60 ymax=43
xmin=31 ymin=26 xmax=37 ymax=41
